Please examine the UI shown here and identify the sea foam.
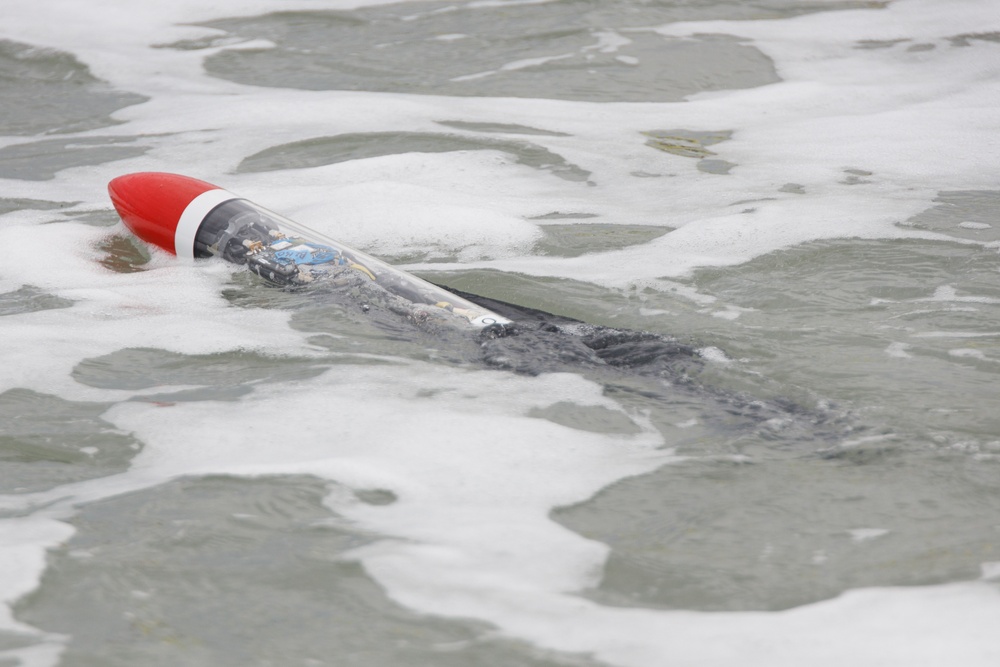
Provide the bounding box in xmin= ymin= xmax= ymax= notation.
xmin=1 ymin=0 xmax=999 ymax=664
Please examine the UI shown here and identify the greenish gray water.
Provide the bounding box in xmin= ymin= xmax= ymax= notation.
xmin=556 ymin=451 xmax=1000 ymax=612
xmin=0 ymin=137 xmax=147 ymax=182
xmin=187 ymin=2 xmax=781 ymax=102
xmin=16 ymin=476 xmax=585 ymax=667
xmin=0 ymin=39 xmax=145 ymax=136
xmin=0 ymin=286 xmax=73 ymax=317
xmin=238 ymin=132 xmax=593 ymax=183
xmin=0 ymin=389 xmax=141 ymax=494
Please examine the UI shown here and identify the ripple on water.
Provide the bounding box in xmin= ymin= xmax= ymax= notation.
xmin=901 ymin=190 xmax=1000 ymax=244
xmin=0 ymin=137 xmax=148 ymax=182
xmin=0 ymin=389 xmax=142 ymax=495
xmin=554 ymin=450 xmax=1000 ymax=612
xmin=0 ymin=285 xmax=73 ymax=317
xmin=174 ymin=0 xmax=794 ymax=102
xmin=683 ymin=237 xmax=1000 ymax=438
xmin=14 ymin=475 xmax=599 ymax=667
xmin=71 ymin=348 xmax=332 ymax=403
xmin=237 ymin=132 xmax=591 ymax=183
xmin=0 ymin=39 xmax=146 ymax=136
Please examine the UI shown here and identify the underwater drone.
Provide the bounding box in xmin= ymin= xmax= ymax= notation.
xmin=108 ymin=172 xmax=512 ymax=332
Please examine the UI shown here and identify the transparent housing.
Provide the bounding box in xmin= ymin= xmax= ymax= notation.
xmin=193 ymin=198 xmax=511 ymax=330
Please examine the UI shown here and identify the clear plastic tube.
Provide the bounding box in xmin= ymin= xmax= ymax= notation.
xmin=193 ymin=198 xmax=512 ymax=331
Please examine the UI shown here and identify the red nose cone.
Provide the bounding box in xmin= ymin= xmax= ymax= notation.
xmin=108 ymin=172 xmax=220 ymax=255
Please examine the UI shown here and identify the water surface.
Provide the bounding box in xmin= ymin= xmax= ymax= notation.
xmin=1 ymin=0 xmax=999 ymax=665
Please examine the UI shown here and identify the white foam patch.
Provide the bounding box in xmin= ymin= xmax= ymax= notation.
xmin=837 ymin=433 xmax=898 ymax=450
xmin=0 ymin=217 xmax=312 ymax=400
xmin=709 ymin=304 xmax=753 ymax=320
xmin=416 ymin=0 xmax=1000 ymax=287
xmin=292 ymin=171 xmax=543 ymax=261
xmin=950 ymin=348 xmax=986 ymax=359
xmin=1 ymin=365 xmax=672 ymax=611
xmin=885 ymin=342 xmax=913 ymax=358
xmin=5 ymin=0 xmax=995 ymax=291
xmin=913 ymin=331 xmax=1000 ymax=339
xmin=949 ymin=348 xmax=998 ymax=364
xmin=364 ymin=565 xmax=1000 ymax=667
xmin=586 ymin=30 xmax=631 ymax=54
xmin=453 ymin=53 xmax=576 ymax=82
xmin=849 ymin=528 xmax=890 ymax=542
xmin=9 ymin=364 xmax=1000 ymax=666
xmin=697 ymin=346 xmax=732 ymax=364
xmin=0 ymin=519 xmax=73 ymax=634
xmin=920 ymin=285 xmax=1000 ymax=304
xmin=0 ymin=644 xmax=66 ymax=667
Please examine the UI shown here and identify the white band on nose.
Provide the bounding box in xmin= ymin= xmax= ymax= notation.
xmin=174 ymin=189 xmax=239 ymax=260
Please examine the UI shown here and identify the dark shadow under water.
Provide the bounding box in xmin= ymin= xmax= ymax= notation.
xmin=221 ymin=269 xmax=855 ymax=450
